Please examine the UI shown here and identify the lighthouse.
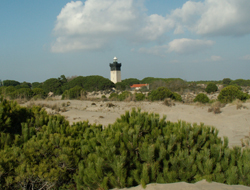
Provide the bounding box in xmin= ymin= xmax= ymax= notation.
xmin=109 ymin=57 xmax=122 ymax=84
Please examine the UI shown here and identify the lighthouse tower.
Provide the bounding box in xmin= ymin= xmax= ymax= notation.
xmin=109 ymin=57 xmax=122 ymax=84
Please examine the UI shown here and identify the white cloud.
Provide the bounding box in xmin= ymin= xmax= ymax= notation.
xmin=211 ymin=55 xmax=222 ymax=61
xmin=52 ymin=0 xmax=146 ymax=52
xmin=168 ymin=38 xmax=214 ymax=54
xmin=169 ymin=0 xmax=250 ymax=36
xmin=240 ymin=55 xmax=250 ymax=60
xmin=51 ymin=0 xmax=173 ymax=52
xmin=51 ymin=0 xmax=250 ymax=52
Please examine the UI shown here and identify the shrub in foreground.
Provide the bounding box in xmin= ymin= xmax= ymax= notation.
xmin=1 ymin=99 xmax=250 ymax=189
xmin=194 ymin=93 xmax=209 ymax=103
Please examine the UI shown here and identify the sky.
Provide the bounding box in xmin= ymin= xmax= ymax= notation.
xmin=0 ymin=0 xmax=250 ymax=83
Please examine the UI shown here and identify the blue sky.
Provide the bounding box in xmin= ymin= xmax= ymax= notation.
xmin=0 ymin=0 xmax=250 ymax=83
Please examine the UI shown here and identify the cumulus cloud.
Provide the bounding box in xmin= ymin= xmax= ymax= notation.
xmin=211 ymin=55 xmax=222 ymax=61
xmin=51 ymin=0 xmax=250 ymax=52
xmin=169 ymin=0 xmax=250 ymax=36
xmin=52 ymin=0 xmax=142 ymax=52
xmin=51 ymin=0 xmax=174 ymax=52
xmin=168 ymin=38 xmax=214 ymax=54
xmin=240 ymin=55 xmax=250 ymax=60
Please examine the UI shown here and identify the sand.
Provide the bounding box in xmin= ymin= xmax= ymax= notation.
xmin=22 ymin=98 xmax=250 ymax=190
xmin=112 ymin=180 xmax=250 ymax=190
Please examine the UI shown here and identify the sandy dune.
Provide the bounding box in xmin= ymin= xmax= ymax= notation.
xmin=27 ymin=99 xmax=250 ymax=148
xmin=112 ymin=180 xmax=250 ymax=190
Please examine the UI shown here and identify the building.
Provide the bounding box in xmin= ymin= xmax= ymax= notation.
xmin=109 ymin=57 xmax=122 ymax=84
xmin=130 ymin=84 xmax=149 ymax=90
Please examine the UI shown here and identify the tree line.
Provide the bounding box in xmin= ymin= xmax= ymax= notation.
xmin=1 ymin=76 xmax=250 ymax=100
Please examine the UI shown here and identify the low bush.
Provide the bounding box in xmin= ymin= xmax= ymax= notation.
xmin=62 ymin=86 xmax=86 ymax=100
xmin=109 ymin=92 xmax=119 ymax=100
xmin=171 ymin=92 xmax=182 ymax=101
xmin=149 ymin=87 xmax=173 ymax=101
xmin=205 ymin=83 xmax=218 ymax=93
xmin=135 ymin=92 xmax=145 ymax=101
xmin=222 ymin=78 xmax=232 ymax=85
xmin=109 ymin=91 xmax=132 ymax=101
xmin=118 ymin=91 xmax=132 ymax=101
xmin=194 ymin=93 xmax=209 ymax=103
xmin=218 ymin=85 xmax=249 ymax=103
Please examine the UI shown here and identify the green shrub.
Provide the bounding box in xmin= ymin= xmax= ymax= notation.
xmin=109 ymin=92 xmax=119 ymax=100
xmin=118 ymin=91 xmax=132 ymax=101
xmin=115 ymin=82 xmax=126 ymax=91
xmin=222 ymin=78 xmax=232 ymax=85
xmin=230 ymin=79 xmax=250 ymax=86
xmin=109 ymin=91 xmax=133 ymax=101
xmin=135 ymin=93 xmax=145 ymax=101
xmin=230 ymin=84 xmax=242 ymax=90
xmin=194 ymin=93 xmax=209 ymax=103
xmin=32 ymin=88 xmax=47 ymax=99
xmin=218 ymin=85 xmax=249 ymax=103
xmin=62 ymin=86 xmax=86 ymax=100
xmin=12 ymin=88 xmax=33 ymax=100
xmin=3 ymin=86 xmax=16 ymax=95
xmin=42 ymin=77 xmax=64 ymax=95
xmin=74 ymin=108 xmax=250 ymax=189
xmin=149 ymin=87 xmax=173 ymax=101
xmin=1 ymin=99 xmax=250 ymax=189
xmin=205 ymin=83 xmax=218 ymax=93
xmin=171 ymin=92 xmax=182 ymax=101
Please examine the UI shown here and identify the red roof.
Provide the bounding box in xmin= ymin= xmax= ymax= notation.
xmin=130 ymin=84 xmax=149 ymax=88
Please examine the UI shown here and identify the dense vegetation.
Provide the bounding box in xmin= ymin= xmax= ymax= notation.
xmin=62 ymin=76 xmax=115 ymax=92
xmin=148 ymin=87 xmax=182 ymax=101
xmin=1 ymin=76 xmax=250 ymax=104
xmin=0 ymin=75 xmax=115 ymax=100
xmin=1 ymin=98 xmax=250 ymax=189
xmin=0 ymin=86 xmax=47 ymax=100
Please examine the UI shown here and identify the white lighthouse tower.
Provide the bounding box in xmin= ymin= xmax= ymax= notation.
xmin=109 ymin=57 xmax=122 ymax=84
